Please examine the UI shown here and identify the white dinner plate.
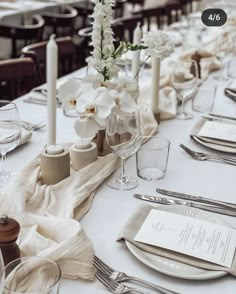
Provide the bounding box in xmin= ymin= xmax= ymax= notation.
xmin=191 ymin=135 xmax=236 ymax=154
xmin=125 ymin=205 xmax=230 ymax=280
xmin=190 ymin=118 xmax=236 ymax=154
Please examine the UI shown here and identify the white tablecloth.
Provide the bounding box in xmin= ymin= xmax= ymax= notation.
xmin=5 ymin=61 xmax=236 ymax=293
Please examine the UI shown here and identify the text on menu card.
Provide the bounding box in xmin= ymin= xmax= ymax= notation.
xmin=134 ymin=209 xmax=236 ymax=268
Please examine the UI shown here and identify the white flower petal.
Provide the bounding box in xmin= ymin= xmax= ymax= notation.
xmin=74 ymin=117 xmax=101 ymax=139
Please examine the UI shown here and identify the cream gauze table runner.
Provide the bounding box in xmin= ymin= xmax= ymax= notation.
xmin=0 ymin=106 xmax=158 ymax=281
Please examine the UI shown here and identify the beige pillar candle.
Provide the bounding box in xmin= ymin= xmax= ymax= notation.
xmin=40 ymin=145 xmax=70 ymax=185
xmin=71 ymin=142 xmax=97 ymax=171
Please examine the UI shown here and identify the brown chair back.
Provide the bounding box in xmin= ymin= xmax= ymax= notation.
xmin=0 ymin=15 xmax=45 ymax=58
xmin=0 ymin=58 xmax=37 ymax=101
xmin=133 ymin=7 xmax=163 ymax=30
xmin=165 ymin=0 xmax=182 ymax=25
xmin=21 ymin=36 xmax=77 ymax=84
xmin=40 ymin=5 xmax=78 ymax=39
xmin=113 ymin=14 xmax=144 ymax=43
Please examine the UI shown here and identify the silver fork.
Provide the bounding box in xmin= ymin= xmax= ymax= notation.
xmin=180 ymin=144 xmax=236 ymax=165
xmin=96 ymin=269 xmax=150 ymax=294
xmin=94 ymin=256 xmax=180 ymax=294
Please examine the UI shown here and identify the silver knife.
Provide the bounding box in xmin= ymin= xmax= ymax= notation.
xmin=156 ymin=188 xmax=236 ymax=210
xmin=134 ymin=194 xmax=236 ymax=217
xmin=207 ymin=112 xmax=236 ymax=122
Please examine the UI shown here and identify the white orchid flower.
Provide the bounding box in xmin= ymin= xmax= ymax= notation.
xmin=76 ymin=87 xmax=116 ymax=125
xmin=110 ymin=90 xmax=137 ymax=113
xmin=58 ymin=79 xmax=81 ymax=109
xmin=74 ymin=117 xmax=102 ymax=139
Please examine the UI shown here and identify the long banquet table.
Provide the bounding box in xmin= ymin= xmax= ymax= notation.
xmin=6 ymin=59 xmax=236 ymax=294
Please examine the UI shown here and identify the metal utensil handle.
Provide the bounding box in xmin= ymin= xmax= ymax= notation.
xmin=214 ymin=155 xmax=236 ymax=163
xmin=197 ymin=197 xmax=236 ymax=210
xmin=214 ymin=157 xmax=236 ymax=166
xmin=191 ymin=203 xmax=236 ymax=217
xmin=128 ymin=276 xmax=181 ymax=294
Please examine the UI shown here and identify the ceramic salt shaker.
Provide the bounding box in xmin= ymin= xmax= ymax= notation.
xmin=0 ymin=215 xmax=21 ymax=266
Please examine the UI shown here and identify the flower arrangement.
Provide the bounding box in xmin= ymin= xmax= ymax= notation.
xmin=58 ymin=0 xmax=175 ymax=143
xmin=144 ymin=31 xmax=175 ymax=60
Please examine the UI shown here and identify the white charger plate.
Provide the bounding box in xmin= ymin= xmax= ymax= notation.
xmin=125 ymin=205 xmax=229 ymax=280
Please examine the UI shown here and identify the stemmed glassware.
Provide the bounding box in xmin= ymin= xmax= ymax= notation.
xmin=171 ymin=60 xmax=199 ymax=120
xmin=214 ymin=35 xmax=234 ymax=82
xmin=106 ymin=107 xmax=142 ymax=190
xmin=0 ymin=101 xmax=22 ymax=187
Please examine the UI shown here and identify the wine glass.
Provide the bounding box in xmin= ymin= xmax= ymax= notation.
xmin=214 ymin=34 xmax=235 ymax=82
xmin=0 ymin=101 xmax=21 ymax=187
xmin=171 ymin=60 xmax=199 ymax=120
xmin=106 ymin=107 xmax=142 ymax=190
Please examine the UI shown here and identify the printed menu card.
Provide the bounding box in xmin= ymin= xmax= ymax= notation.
xmin=134 ymin=210 xmax=236 ymax=267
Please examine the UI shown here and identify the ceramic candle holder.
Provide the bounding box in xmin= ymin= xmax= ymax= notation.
xmin=71 ymin=142 xmax=97 ymax=171
xmin=40 ymin=145 xmax=70 ymax=185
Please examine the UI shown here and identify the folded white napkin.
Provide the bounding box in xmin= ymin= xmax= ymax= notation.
xmin=118 ymin=204 xmax=236 ymax=276
xmin=18 ymin=130 xmax=32 ymax=147
xmin=227 ymin=80 xmax=236 ymax=92
xmin=180 ymin=49 xmax=221 ymax=80
xmin=139 ymin=85 xmax=177 ymax=120
xmin=191 ymin=118 xmax=236 ymax=148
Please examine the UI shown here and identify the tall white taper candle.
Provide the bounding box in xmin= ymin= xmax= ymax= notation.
xmin=132 ymin=22 xmax=142 ymax=81
xmin=151 ymin=57 xmax=160 ymax=115
xmin=47 ymin=34 xmax=58 ymax=145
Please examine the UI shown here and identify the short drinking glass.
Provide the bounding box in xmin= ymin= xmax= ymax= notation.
xmin=136 ymin=137 xmax=170 ymax=181
xmin=3 ymin=256 xmax=61 ymax=294
xmin=192 ymin=85 xmax=217 ymax=113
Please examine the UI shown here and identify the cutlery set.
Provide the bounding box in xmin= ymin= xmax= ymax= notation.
xmin=134 ymin=193 xmax=236 ymax=217
xmin=94 ymin=255 xmax=180 ymax=294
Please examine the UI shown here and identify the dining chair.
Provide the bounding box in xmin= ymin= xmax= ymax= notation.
xmin=72 ymin=0 xmax=94 ymax=29
xmin=77 ymin=26 xmax=92 ymax=63
xmin=0 ymin=58 xmax=37 ymax=101
xmin=112 ymin=14 xmax=144 ymax=43
xmin=133 ymin=0 xmax=183 ymax=30
xmin=40 ymin=5 xmax=78 ymax=39
xmin=164 ymin=0 xmax=183 ymax=25
xmin=180 ymin=0 xmax=193 ymax=14
xmin=0 ymin=15 xmax=45 ymax=58
xmin=126 ymin=0 xmax=145 ymax=9
xmin=132 ymin=6 xmax=163 ymax=30
xmin=21 ymin=36 xmax=77 ymax=84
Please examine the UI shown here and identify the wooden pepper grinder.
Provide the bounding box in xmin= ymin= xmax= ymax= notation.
xmin=0 ymin=215 xmax=21 ymax=266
